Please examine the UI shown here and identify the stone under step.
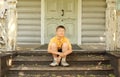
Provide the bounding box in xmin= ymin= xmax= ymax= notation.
xmin=7 ymin=65 xmax=114 ymax=77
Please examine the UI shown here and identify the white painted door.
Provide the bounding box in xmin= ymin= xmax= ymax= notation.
xmin=44 ymin=0 xmax=78 ymax=44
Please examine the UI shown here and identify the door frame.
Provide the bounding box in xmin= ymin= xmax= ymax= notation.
xmin=41 ymin=0 xmax=82 ymax=45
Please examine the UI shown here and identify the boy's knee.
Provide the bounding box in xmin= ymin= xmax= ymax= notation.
xmin=62 ymin=42 xmax=69 ymax=49
xmin=51 ymin=43 xmax=57 ymax=49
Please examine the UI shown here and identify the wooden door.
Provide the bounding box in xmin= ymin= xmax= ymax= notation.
xmin=45 ymin=0 xmax=78 ymax=44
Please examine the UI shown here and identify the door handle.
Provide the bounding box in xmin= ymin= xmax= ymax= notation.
xmin=61 ymin=9 xmax=64 ymax=16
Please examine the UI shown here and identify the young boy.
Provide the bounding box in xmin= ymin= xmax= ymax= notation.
xmin=48 ymin=25 xmax=72 ymax=66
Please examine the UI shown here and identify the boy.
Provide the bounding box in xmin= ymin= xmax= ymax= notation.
xmin=48 ymin=25 xmax=72 ymax=66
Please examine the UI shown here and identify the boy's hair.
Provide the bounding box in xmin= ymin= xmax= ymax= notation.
xmin=56 ymin=25 xmax=66 ymax=31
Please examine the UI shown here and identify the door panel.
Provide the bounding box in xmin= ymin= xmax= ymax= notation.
xmin=45 ymin=0 xmax=77 ymax=44
xmin=61 ymin=19 xmax=77 ymax=43
xmin=45 ymin=18 xmax=59 ymax=42
xmin=62 ymin=0 xmax=77 ymax=18
xmin=45 ymin=0 xmax=60 ymax=18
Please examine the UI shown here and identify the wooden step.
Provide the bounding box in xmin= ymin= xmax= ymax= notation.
xmin=12 ymin=50 xmax=110 ymax=66
xmin=7 ymin=74 xmax=115 ymax=77
xmin=12 ymin=61 xmax=110 ymax=67
xmin=7 ymin=65 xmax=114 ymax=77
xmin=13 ymin=50 xmax=106 ymax=56
xmin=13 ymin=55 xmax=109 ymax=62
xmin=9 ymin=65 xmax=113 ymax=71
xmin=6 ymin=50 xmax=115 ymax=77
xmin=3 ymin=50 xmax=107 ymax=56
xmin=12 ymin=55 xmax=110 ymax=66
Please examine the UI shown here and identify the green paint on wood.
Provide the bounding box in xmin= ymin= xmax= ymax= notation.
xmin=117 ymin=0 xmax=120 ymax=10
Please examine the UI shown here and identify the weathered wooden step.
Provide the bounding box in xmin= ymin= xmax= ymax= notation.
xmin=10 ymin=64 xmax=113 ymax=71
xmin=8 ymin=64 xmax=114 ymax=77
xmin=12 ymin=55 xmax=110 ymax=66
xmin=6 ymin=50 xmax=115 ymax=77
xmin=14 ymin=50 xmax=106 ymax=56
xmin=13 ymin=55 xmax=109 ymax=61
xmin=7 ymin=73 xmax=115 ymax=77
xmin=13 ymin=62 xmax=110 ymax=67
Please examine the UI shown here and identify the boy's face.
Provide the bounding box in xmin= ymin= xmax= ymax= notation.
xmin=56 ymin=28 xmax=65 ymax=37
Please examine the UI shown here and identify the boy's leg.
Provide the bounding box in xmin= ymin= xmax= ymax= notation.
xmin=50 ymin=43 xmax=59 ymax=66
xmin=61 ymin=42 xmax=69 ymax=66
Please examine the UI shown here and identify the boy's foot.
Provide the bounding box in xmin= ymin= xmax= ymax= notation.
xmin=50 ymin=61 xmax=58 ymax=66
xmin=61 ymin=61 xmax=69 ymax=67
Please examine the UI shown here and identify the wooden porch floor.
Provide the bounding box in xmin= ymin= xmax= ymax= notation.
xmin=16 ymin=44 xmax=106 ymax=51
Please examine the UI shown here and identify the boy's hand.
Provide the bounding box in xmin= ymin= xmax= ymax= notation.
xmin=59 ymin=53 xmax=65 ymax=57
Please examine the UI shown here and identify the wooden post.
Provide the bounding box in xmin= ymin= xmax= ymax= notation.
xmin=116 ymin=11 xmax=120 ymax=48
xmin=106 ymin=0 xmax=117 ymax=51
xmin=7 ymin=0 xmax=17 ymax=50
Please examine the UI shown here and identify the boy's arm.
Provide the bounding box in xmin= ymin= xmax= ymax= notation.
xmin=59 ymin=47 xmax=72 ymax=57
xmin=63 ymin=47 xmax=72 ymax=56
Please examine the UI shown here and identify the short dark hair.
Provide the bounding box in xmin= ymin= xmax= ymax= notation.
xmin=56 ymin=25 xmax=66 ymax=31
